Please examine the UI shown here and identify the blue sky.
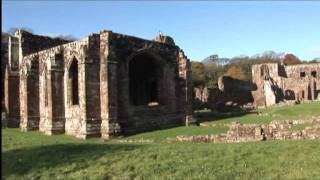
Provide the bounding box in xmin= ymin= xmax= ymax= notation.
xmin=2 ymin=1 xmax=320 ymax=61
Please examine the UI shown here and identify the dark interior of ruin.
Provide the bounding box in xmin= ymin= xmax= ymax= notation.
xmin=69 ymin=58 xmax=79 ymax=105
xmin=129 ymin=53 xmax=161 ymax=106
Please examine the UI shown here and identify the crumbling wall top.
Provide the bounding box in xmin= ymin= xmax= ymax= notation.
xmin=15 ymin=29 xmax=72 ymax=56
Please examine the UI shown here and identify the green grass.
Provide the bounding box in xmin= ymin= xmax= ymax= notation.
xmin=2 ymin=102 xmax=320 ymax=179
xmin=200 ymin=101 xmax=320 ymax=126
xmin=2 ymin=129 xmax=320 ymax=179
xmin=122 ymin=125 xmax=229 ymax=142
xmin=289 ymin=121 xmax=320 ymax=132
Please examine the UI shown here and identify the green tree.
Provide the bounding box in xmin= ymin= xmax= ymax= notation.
xmin=224 ymin=65 xmax=246 ymax=80
xmin=283 ymin=53 xmax=301 ymax=65
xmin=191 ymin=61 xmax=206 ymax=88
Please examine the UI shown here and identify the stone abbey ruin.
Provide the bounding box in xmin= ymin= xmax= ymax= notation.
xmin=252 ymin=63 xmax=320 ymax=107
xmin=195 ymin=63 xmax=320 ymax=111
xmin=2 ymin=30 xmax=192 ymax=139
xmin=2 ymin=30 xmax=320 ymax=140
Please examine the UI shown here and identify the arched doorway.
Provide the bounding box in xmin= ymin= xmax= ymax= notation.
xmin=129 ymin=53 xmax=163 ymax=106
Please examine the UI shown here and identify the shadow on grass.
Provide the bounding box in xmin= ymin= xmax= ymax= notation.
xmin=194 ymin=110 xmax=258 ymax=124
xmin=2 ymin=143 xmax=144 ymax=178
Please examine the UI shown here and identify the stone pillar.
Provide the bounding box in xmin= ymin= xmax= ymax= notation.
xmin=83 ymin=34 xmax=101 ymax=138
xmin=100 ymin=32 xmax=120 ymax=139
xmin=178 ymin=50 xmax=194 ymax=126
xmin=20 ymin=58 xmax=40 ymax=131
xmin=1 ymin=33 xmax=9 ymax=110
xmin=4 ymin=68 xmax=20 ymax=127
xmin=4 ymin=35 xmax=21 ymax=127
xmin=41 ymin=69 xmax=65 ymax=135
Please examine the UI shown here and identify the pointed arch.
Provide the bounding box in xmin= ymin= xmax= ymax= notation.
xmin=69 ymin=57 xmax=79 ymax=105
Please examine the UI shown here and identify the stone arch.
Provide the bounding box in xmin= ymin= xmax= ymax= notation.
xmin=128 ymin=51 xmax=166 ymax=106
xmin=68 ymin=57 xmax=79 ymax=105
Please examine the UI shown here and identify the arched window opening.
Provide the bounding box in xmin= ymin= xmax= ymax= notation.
xmin=69 ymin=59 xmax=79 ymax=105
xmin=260 ymin=65 xmax=269 ymax=79
xmin=44 ymin=72 xmax=48 ymax=107
xmin=129 ymin=53 xmax=162 ymax=106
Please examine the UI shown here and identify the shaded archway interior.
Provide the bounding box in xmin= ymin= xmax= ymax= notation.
xmin=129 ymin=53 xmax=162 ymax=106
xmin=69 ymin=58 xmax=79 ymax=105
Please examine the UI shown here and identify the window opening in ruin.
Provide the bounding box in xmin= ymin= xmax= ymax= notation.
xmin=69 ymin=59 xmax=79 ymax=105
xmin=300 ymin=72 xmax=306 ymax=78
xmin=311 ymin=71 xmax=317 ymax=78
xmin=129 ymin=53 xmax=160 ymax=106
xmin=44 ymin=73 xmax=48 ymax=107
xmin=260 ymin=65 xmax=269 ymax=80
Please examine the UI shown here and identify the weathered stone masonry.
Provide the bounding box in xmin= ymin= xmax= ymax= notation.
xmin=252 ymin=63 xmax=320 ymax=108
xmin=3 ymin=30 xmax=193 ymax=139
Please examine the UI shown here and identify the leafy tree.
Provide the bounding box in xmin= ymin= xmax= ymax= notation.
xmin=224 ymin=65 xmax=246 ymax=80
xmin=204 ymin=63 xmax=226 ymax=87
xmin=191 ymin=61 xmax=206 ymax=88
xmin=283 ymin=53 xmax=301 ymax=65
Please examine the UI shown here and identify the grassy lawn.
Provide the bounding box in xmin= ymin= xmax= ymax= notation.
xmin=199 ymin=101 xmax=320 ymax=126
xmin=122 ymin=125 xmax=229 ymax=142
xmin=2 ymin=129 xmax=320 ymax=179
xmin=2 ymin=102 xmax=320 ymax=179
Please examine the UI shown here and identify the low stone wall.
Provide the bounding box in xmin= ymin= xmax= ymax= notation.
xmin=170 ymin=116 xmax=320 ymax=143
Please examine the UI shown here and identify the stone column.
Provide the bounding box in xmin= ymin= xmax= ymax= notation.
xmin=178 ymin=50 xmax=194 ymax=126
xmin=20 ymin=59 xmax=40 ymax=131
xmin=41 ymin=69 xmax=65 ymax=135
xmin=4 ymin=68 xmax=20 ymax=127
xmin=4 ymin=35 xmax=21 ymax=127
xmin=83 ymin=34 xmax=101 ymax=138
xmin=100 ymin=31 xmax=120 ymax=139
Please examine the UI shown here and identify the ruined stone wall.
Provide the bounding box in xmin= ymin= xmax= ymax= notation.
xmin=16 ymin=30 xmax=70 ymax=57
xmin=38 ymin=46 xmax=65 ymax=135
xmin=3 ymin=34 xmax=21 ymax=127
xmin=21 ymin=34 xmax=100 ymax=138
xmin=83 ymin=34 xmax=101 ymax=138
xmin=62 ymin=38 xmax=93 ymax=139
xmin=6 ymin=29 xmax=192 ymax=139
xmin=4 ymin=70 xmax=20 ymax=127
xmin=103 ymin=32 xmax=187 ymax=135
xmin=193 ymin=76 xmax=256 ymax=112
xmin=284 ymin=64 xmax=320 ymax=100
xmin=2 ymin=33 xmax=10 ymax=109
xmin=178 ymin=50 xmax=193 ymax=125
xmin=252 ymin=63 xmax=281 ymax=107
xmin=252 ymin=63 xmax=320 ymax=107
xmin=172 ymin=116 xmax=320 ymax=143
xmin=20 ymin=54 xmax=40 ymax=131
xmin=4 ymin=30 xmax=70 ymax=128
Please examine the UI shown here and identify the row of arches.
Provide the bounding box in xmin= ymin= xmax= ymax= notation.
xmin=42 ymin=52 xmax=165 ymax=107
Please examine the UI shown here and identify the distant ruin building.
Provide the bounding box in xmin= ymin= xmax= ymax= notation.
xmin=2 ymin=30 xmax=193 ymax=139
xmin=194 ymin=63 xmax=320 ymax=111
xmin=193 ymin=76 xmax=256 ymax=112
xmin=252 ymin=63 xmax=320 ymax=107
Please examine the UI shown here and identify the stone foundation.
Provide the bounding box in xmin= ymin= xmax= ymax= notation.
xmin=170 ymin=116 xmax=320 ymax=143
